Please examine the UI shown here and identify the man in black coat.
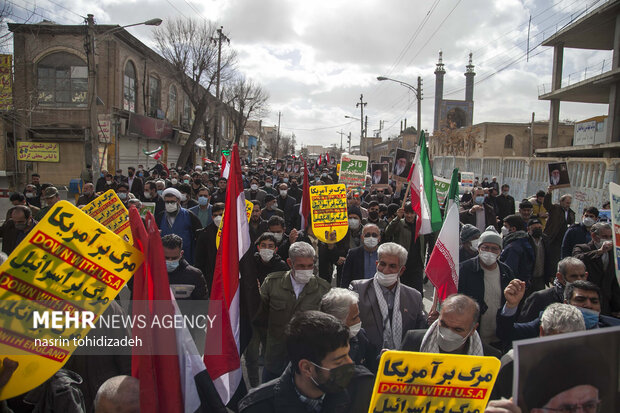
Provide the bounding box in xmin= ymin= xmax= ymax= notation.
xmin=495 ymin=184 xmax=515 ymax=222
xmin=162 ymin=234 xmax=208 ymax=300
xmin=518 ymin=256 xmax=587 ymax=322
xmin=143 ymin=180 xmax=165 ymax=216
xmin=239 ymin=311 xmax=374 ymax=413
xmin=194 ymin=203 xmax=224 ymax=290
xmin=572 ymin=222 xmax=620 ymax=316
xmin=341 ymin=223 xmax=381 ymax=288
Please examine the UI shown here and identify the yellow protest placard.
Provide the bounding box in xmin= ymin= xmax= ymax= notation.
xmin=369 ymin=351 xmax=500 ymax=413
xmin=0 ymin=201 xmax=143 ymax=400
xmin=81 ymin=190 xmax=133 ymax=243
xmin=215 ymin=199 xmax=253 ymax=249
xmin=310 ymin=184 xmax=348 ymax=244
xmin=16 ymin=142 xmax=59 ymax=163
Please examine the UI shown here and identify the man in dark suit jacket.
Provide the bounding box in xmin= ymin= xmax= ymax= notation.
xmin=459 ymin=187 xmax=497 ymax=231
xmin=349 ymin=242 xmax=427 ymax=351
xmin=341 ymin=223 xmax=381 ymax=288
xmin=572 ymin=222 xmax=620 ymax=316
xmin=400 ymin=294 xmax=501 ymax=359
xmin=543 ymin=188 xmax=575 ymax=280
xmin=124 ymin=166 xmax=143 ymax=197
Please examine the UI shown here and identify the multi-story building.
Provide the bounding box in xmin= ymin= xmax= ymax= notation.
xmin=7 ymin=18 xmax=234 ymax=187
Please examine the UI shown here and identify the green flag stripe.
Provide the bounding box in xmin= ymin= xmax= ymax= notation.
xmin=419 ymin=131 xmax=443 ymax=232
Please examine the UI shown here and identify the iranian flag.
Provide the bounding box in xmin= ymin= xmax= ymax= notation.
xmin=299 ymin=158 xmax=310 ymax=231
xmin=425 ymin=168 xmax=460 ymax=301
xmin=410 ymin=130 xmax=442 ymax=240
xmin=143 ymin=146 xmax=163 ymax=160
xmin=204 ymin=144 xmax=250 ymax=404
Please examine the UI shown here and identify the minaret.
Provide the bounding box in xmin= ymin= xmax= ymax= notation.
xmin=434 ymin=50 xmax=446 ymax=132
xmin=465 ymin=52 xmax=475 ymax=102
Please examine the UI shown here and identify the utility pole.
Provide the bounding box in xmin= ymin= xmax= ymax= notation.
xmin=336 ymin=130 xmax=345 ymax=150
xmin=529 ymin=112 xmax=535 ymax=156
xmin=85 ymin=14 xmax=100 ymax=176
xmin=356 ymin=94 xmax=367 ymax=154
xmin=211 ymin=26 xmax=230 ymax=155
xmin=275 ymin=111 xmax=281 ymax=158
xmin=417 ymin=76 xmax=422 ymax=136
xmin=347 ymin=132 xmax=351 ymax=153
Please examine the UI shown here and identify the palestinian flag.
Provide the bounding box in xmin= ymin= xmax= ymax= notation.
xmin=425 ymin=168 xmax=460 ymax=301
xmin=410 ymin=130 xmax=442 ymax=240
xmin=143 ymin=146 xmax=163 ymax=160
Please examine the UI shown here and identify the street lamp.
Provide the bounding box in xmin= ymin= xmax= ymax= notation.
xmin=344 ymin=115 xmax=360 ymax=121
xmin=377 ymin=76 xmax=422 ymax=137
xmin=85 ymin=15 xmax=163 ymax=177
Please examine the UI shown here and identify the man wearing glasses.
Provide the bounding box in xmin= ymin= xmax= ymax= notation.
xmin=341 ymin=224 xmax=381 ymax=288
xmin=458 ymin=226 xmax=514 ymax=350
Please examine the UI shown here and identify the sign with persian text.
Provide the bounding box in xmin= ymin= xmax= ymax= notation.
xmin=17 ymin=142 xmax=59 ymax=163
xmin=310 ymin=184 xmax=348 ymax=244
xmin=81 ymin=190 xmax=132 ymax=243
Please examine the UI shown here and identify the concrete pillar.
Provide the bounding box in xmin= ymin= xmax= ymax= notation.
xmin=607 ymin=14 xmax=620 ymax=143
xmin=548 ymin=44 xmax=564 ymax=148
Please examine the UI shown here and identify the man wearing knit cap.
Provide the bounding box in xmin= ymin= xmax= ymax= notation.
xmin=156 ymin=187 xmax=202 ymax=265
xmin=459 ymin=224 xmax=481 ymax=262
xmin=458 ymin=226 xmax=514 ymax=349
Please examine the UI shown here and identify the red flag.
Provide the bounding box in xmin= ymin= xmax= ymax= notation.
xmin=129 ymin=208 xmax=183 ymax=413
xmin=220 ymin=155 xmax=230 ymax=178
xmin=299 ymin=158 xmax=310 ymax=231
xmin=325 ymin=152 xmax=330 ymax=164
xmin=204 ymin=144 xmax=250 ymax=404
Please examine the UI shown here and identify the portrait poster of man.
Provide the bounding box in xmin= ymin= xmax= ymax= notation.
xmin=392 ymin=148 xmax=415 ymax=181
xmin=380 ymin=156 xmax=392 ymax=172
xmin=513 ymin=326 xmax=619 ymax=413
xmin=293 ymin=161 xmax=301 ymax=174
xmin=548 ymin=161 xmax=570 ymax=189
xmin=285 ymin=161 xmax=293 ymax=173
xmin=275 ymin=159 xmax=283 ymax=171
xmin=371 ymin=163 xmax=389 ymax=188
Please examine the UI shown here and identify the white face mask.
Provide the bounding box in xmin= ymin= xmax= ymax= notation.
xmin=106 ymin=180 xmax=113 ymax=185
xmin=293 ymin=269 xmax=314 ymax=284
xmin=143 ymin=191 xmax=152 ymax=199
xmin=500 ymin=227 xmax=510 ymax=237
xmin=165 ymin=202 xmax=178 ymax=213
xmin=375 ymin=270 xmax=399 ymax=287
xmin=280 ymin=190 xmax=288 ymax=197
xmin=348 ymin=322 xmax=362 ymax=338
xmin=171 ymin=178 xmax=178 ymax=185
xmin=180 ymin=194 xmax=187 ymax=202
xmin=470 ymin=239 xmax=480 ymax=249
xmin=348 ymin=218 xmax=360 ymax=230
xmin=582 ymin=217 xmax=595 ymax=227
xmin=437 ymin=325 xmax=469 ymax=352
xmin=363 ymin=237 xmax=379 ymax=248
xmin=213 ymin=215 xmax=222 ymax=227
xmin=478 ymin=251 xmax=498 ymax=266
xmin=250 ymin=184 xmax=259 ymax=191
xmin=259 ymin=248 xmax=275 ymax=262
xmin=273 ymin=232 xmax=283 ymax=242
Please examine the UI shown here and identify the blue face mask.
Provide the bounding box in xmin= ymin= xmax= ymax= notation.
xmin=475 ymin=196 xmax=485 ymax=205
xmin=198 ymin=196 xmax=209 ymax=206
xmin=283 ymin=178 xmax=289 ymax=183
xmin=157 ymin=189 xmax=163 ymax=196
xmin=166 ymin=260 xmax=180 ymax=273
xmin=578 ymin=307 xmax=599 ymax=329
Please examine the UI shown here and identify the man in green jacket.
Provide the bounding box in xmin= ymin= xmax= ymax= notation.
xmin=254 ymin=241 xmax=331 ymax=383
xmin=384 ymin=202 xmax=426 ymax=294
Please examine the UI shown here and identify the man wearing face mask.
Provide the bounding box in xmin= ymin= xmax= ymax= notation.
xmin=499 ymin=215 xmax=534 ymax=286
xmin=194 ymin=203 xmax=224 ymax=289
xmin=240 ymin=310 xmax=374 ymax=413
xmin=401 ymin=294 xmax=501 ymax=358
xmin=177 ymin=183 xmax=198 ymax=209
xmin=495 ymin=184 xmax=515 ymax=223
xmin=161 ymin=234 xmax=207 ymax=300
xmin=254 ymin=242 xmax=331 ymax=383
xmin=211 ymin=177 xmax=228 ymax=205
xmin=0 ymin=205 xmax=37 ymax=255
xmin=261 ymin=195 xmax=284 ymax=221
xmin=260 ymin=176 xmax=277 ymax=195
xmin=543 ymin=189 xmax=575 ymax=280
xmin=124 ymin=166 xmax=143 ymax=197
xmin=142 ymin=181 xmax=165 ymax=216
xmin=115 ymin=183 xmax=130 ymax=207
xmin=460 ymin=187 xmax=497 ymax=232
xmin=341 ymin=224 xmax=381 ymax=288
xmin=518 ymin=257 xmax=587 ymax=322
xmin=561 ymin=206 xmax=598 ymax=259
xmin=496 ymin=279 xmax=620 ymax=345
xmin=459 ymin=224 xmax=481 ymax=263
xmin=384 ymin=203 xmax=425 ymax=294
xmin=525 ymin=218 xmax=554 ymax=293
xmin=458 ymin=226 xmax=514 ymax=348
xmin=320 ymin=288 xmax=379 ymax=372
xmin=241 ymin=233 xmax=290 ymax=388
xmin=366 ymin=201 xmax=386 ymax=231
xmin=276 ymin=183 xmax=297 ymax=231
xmin=188 ymin=187 xmax=212 ymax=228
xmin=350 ymin=242 xmax=427 ymax=351
xmin=244 ymin=177 xmax=267 ymax=206
xmin=34 ymin=186 xmax=61 ymax=221
xmin=157 ymin=188 xmax=201 ymax=266
xmin=573 ymin=222 xmax=620 ymax=316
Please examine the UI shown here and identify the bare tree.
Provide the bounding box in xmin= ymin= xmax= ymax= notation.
xmin=153 ymin=18 xmax=236 ymax=167
xmin=221 ymin=76 xmax=269 ymax=144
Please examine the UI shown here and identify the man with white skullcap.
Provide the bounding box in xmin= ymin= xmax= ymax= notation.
xmin=156 ymin=187 xmax=202 ymax=265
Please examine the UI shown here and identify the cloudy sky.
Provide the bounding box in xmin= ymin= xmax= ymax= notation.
xmin=8 ymin=0 xmax=612 ymax=149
